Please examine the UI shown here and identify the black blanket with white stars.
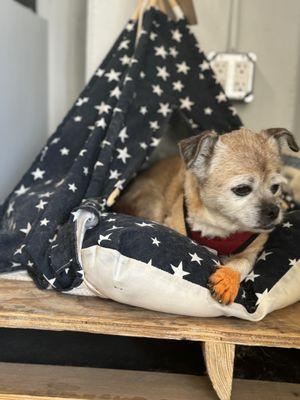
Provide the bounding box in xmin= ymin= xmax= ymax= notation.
xmin=0 ymin=8 xmax=299 ymax=319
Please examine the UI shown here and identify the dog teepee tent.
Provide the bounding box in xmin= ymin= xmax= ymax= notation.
xmin=0 ymin=2 xmax=241 ymax=289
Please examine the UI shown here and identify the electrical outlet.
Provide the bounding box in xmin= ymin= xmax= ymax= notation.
xmin=208 ymin=52 xmax=256 ymax=103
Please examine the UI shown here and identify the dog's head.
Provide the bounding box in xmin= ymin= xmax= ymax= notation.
xmin=179 ymin=128 xmax=299 ymax=232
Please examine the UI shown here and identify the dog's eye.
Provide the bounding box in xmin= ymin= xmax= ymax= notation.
xmin=231 ymin=185 xmax=252 ymax=196
xmin=271 ymin=184 xmax=280 ymax=194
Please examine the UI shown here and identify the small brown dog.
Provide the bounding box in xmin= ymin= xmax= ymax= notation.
xmin=114 ymin=128 xmax=299 ymax=305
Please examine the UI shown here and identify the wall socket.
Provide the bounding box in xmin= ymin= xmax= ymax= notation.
xmin=208 ymin=52 xmax=257 ymax=103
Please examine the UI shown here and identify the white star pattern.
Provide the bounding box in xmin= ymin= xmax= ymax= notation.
xmin=60 ymin=147 xmax=69 ymax=156
xmin=156 ymin=66 xmax=170 ymax=81
xmin=20 ymin=222 xmax=31 ymax=236
xmin=14 ymin=244 xmax=25 ymax=255
xmin=204 ymin=107 xmax=213 ymax=115
xmin=39 ymin=191 xmax=53 ymax=198
xmin=126 ymin=21 xmax=135 ymax=31
xmin=15 ymin=185 xmax=30 ymax=196
xmin=229 ymin=106 xmax=237 ymax=116
xmin=255 ymin=288 xmax=269 ymax=306
xmin=105 ymin=68 xmax=121 ymax=82
xmin=119 ymin=127 xmax=129 ymax=143
xmin=116 ymin=147 xmax=131 ymax=163
xmin=289 ymin=258 xmax=299 ymax=267
xmin=107 ymin=225 xmax=124 ymax=231
xmin=245 ymin=271 xmax=260 ymax=282
xmin=95 ymin=118 xmax=107 ymax=129
xmin=35 ymin=200 xmax=48 ymax=211
xmin=151 ymin=237 xmax=160 ymax=247
xmin=139 ymin=106 xmax=148 ymax=115
xmin=95 ymin=68 xmax=105 ymax=77
xmin=172 ymin=80 xmax=184 ymax=92
xmin=68 ymin=183 xmax=77 ymax=193
xmin=118 ymin=39 xmax=130 ymax=50
xmin=176 ymin=61 xmax=190 ymax=75
xmin=216 ymin=92 xmax=227 ymax=102
xmin=83 ymin=167 xmax=89 ymax=176
xmin=149 ymin=121 xmax=160 ymax=131
xmin=50 ymin=137 xmax=60 ymax=145
xmin=171 ymin=29 xmax=182 ymax=42
xmin=120 ymin=54 xmax=131 ymax=65
xmin=171 ymin=261 xmax=189 ymax=278
xmin=157 ymin=102 xmax=172 ymax=117
xmin=169 ymin=46 xmax=178 ymax=57
xmin=49 ymin=234 xmax=57 ymax=243
xmin=135 ymin=222 xmax=155 ymax=227
xmin=199 ymin=60 xmax=210 ymax=71
xmin=189 ymin=252 xmax=203 ymax=265
xmin=95 ymin=102 xmax=111 ymax=115
xmin=115 ymin=179 xmax=126 ymax=190
xmin=31 ymin=168 xmax=45 ymax=180
xmin=109 ymin=169 xmax=122 ymax=180
xmin=140 ymin=142 xmax=147 ymax=150
xmin=152 ymin=84 xmax=163 ymax=96
xmin=94 ymin=161 xmax=104 ymax=168
xmin=40 ymin=218 xmax=50 ymax=226
xmin=110 ymin=86 xmax=121 ymax=99
xmin=179 ymin=96 xmax=194 ymax=111
xmin=76 ymin=97 xmax=89 ymax=106
xmin=150 ymin=137 xmax=161 ymax=147
xmin=74 ymin=116 xmax=82 ymax=122
xmin=150 ymin=32 xmax=157 ymax=41
xmin=283 ymin=221 xmax=293 ymax=228
xmin=100 ymin=140 xmax=111 ymax=148
xmin=154 ymin=45 xmax=168 ymax=59
xmin=71 ymin=210 xmax=81 ymax=222
xmin=98 ymin=233 xmax=112 ymax=245
xmin=257 ymin=251 xmax=273 ymax=262
xmin=6 ymin=202 xmax=14 ymax=216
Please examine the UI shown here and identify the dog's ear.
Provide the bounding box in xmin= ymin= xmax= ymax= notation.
xmin=178 ymin=130 xmax=218 ymax=169
xmin=262 ymin=128 xmax=299 ymax=152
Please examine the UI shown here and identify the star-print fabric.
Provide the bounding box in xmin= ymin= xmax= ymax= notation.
xmin=78 ymin=202 xmax=300 ymax=320
xmin=0 ymin=8 xmax=299 ymax=320
xmin=0 ymin=8 xmax=241 ymax=283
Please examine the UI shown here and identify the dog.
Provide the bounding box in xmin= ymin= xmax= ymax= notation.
xmin=114 ymin=128 xmax=299 ymax=305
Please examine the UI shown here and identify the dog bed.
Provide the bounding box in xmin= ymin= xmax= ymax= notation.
xmin=57 ymin=200 xmax=300 ymax=322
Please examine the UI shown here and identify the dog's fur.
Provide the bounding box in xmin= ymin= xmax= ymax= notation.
xmin=114 ymin=128 xmax=299 ymax=304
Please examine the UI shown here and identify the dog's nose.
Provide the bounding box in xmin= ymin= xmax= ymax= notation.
xmin=262 ymin=203 xmax=280 ymax=221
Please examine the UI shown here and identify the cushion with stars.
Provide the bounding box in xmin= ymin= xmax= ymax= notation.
xmin=78 ymin=209 xmax=300 ymax=321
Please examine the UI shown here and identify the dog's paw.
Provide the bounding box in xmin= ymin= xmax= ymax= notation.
xmin=208 ymin=267 xmax=241 ymax=305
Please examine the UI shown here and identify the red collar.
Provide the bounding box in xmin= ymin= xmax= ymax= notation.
xmin=189 ymin=230 xmax=256 ymax=255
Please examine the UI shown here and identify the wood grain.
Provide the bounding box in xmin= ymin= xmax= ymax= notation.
xmin=203 ymin=342 xmax=235 ymax=400
xmin=0 ymin=280 xmax=299 ymax=348
xmin=0 ymin=362 xmax=298 ymax=400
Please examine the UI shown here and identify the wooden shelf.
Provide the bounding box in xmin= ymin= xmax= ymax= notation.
xmin=0 ymin=280 xmax=299 ymax=348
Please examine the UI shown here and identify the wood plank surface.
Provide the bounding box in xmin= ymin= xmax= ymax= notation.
xmin=0 ymin=280 xmax=299 ymax=348
xmin=0 ymin=362 xmax=298 ymax=400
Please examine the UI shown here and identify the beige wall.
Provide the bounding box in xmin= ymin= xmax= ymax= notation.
xmin=0 ymin=0 xmax=47 ymax=200
xmin=38 ymin=0 xmax=87 ymax=135
xmin=192 ymin=0 xmax=300 ymax=136
xmin=86 ymin=0 xmax=300 ymax=139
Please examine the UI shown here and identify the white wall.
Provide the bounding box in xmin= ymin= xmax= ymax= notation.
xmin=0 ymin=0 xmax=47 ymax=202
xmin=37 ymin=0 xmax=87 ymax=135
xmin=86 ymin=0 xmax=300 ymax=139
